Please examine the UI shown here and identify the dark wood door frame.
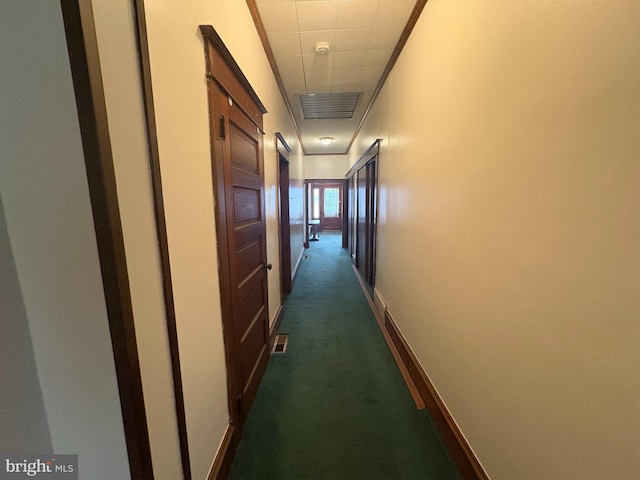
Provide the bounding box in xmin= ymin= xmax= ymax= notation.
xmin=276 ymin=133 xmax=292 ymax=295
xmin=305 ymin=179 xmax=344 ymax=235
xmin=200 ymin=25 xmax=270 ymax=478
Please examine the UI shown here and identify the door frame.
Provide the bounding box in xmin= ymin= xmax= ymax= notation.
xmin=276 ymin=133 xmax=292 ymax=295
xmin=305 ymin=179 xmax=344 ymax=234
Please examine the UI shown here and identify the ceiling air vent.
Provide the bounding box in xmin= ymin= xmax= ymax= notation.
xmin=298 ymin=92 xmax=362 ymax=120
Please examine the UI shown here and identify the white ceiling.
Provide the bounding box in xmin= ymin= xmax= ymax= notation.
xmin=253 ymin=0 xmax=419 ymax=154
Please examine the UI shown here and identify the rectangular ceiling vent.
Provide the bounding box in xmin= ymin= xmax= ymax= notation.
xmin=298 ymin=92 xmax=362 ymax=120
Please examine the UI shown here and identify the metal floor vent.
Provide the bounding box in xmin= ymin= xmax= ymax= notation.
xmin=298 ymin=92 xmax=362 ymax=119
xmin=271 ymin=334 xmax=289 ymax=354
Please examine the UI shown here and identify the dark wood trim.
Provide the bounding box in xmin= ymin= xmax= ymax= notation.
xmin=347 ymin=0 xmax=429 ymax=152
xmin=60 ymin=1 xmax=153 ymax=478
xmin=200 ymin=25 xmax=267 ymax=116
xmin=275 ymin=132 xmax=291 ymax=154
xmin=207 ymin=425 xmax=238 ymax=480
xmin=384 ymin=310 xmax=489 ymax=480
xmin=245 ymin=0 xmax=306 ymax=153
xmin=133 ymin=2 xmax=192 ymax=478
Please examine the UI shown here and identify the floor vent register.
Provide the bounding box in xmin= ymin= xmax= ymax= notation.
xmin=271 ymin=334 xmax=289 ymax=354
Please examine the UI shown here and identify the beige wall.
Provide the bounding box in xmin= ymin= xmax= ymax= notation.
xmin=304 ymin=154 xmax=349 ymax=179
xmin=92 ymin=1 xmax=183 ymax=478
xmin=143 ymin=1 xmax=303 ymax=477
xmin=351 ymin=1 xmax=640 ymax=479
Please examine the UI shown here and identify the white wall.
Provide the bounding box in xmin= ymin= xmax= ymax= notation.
xmin=351 ymin=1 xmax=640 ymax=479
xmin=0 ymin=2 xmax=130 ymax=478
xmin=143 ymin=1 xmax=303 ymax=477
xmin=92 ymin=1 xmax=183 ymax=478
xmin=0 ymin=194 xmax=52 ymax=454
xmin=304 ymin=154 xmax=349 ymax=179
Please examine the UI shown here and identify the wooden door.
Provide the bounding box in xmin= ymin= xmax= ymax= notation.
xmin=202 ymin=26 xmax=270 ymax=433
xmin=278 ymin=152 xmax=292 ymax=295
xmin=309 ymin=181 xmax=343 ymax=231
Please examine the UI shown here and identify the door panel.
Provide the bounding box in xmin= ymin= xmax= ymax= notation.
xmin=226 ymin=100 xmax=269 ymax=419
xmin=207 ymin=79 xmax=269 ymax=429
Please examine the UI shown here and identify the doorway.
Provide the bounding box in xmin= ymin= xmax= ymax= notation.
xmin=307 ymin=180 xmax=343 ymax=233
xmin=201 ymin=26 xmax=270 ymax=442
xmin=277 ymin=134 xmax=292 ymax=295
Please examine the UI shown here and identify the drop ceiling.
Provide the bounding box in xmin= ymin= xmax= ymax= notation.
xmin=249 ymin=0 xmax=426 ymax=154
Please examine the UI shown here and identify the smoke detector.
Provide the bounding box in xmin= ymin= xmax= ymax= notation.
xmin=315 ymin=41 xmax=330 ymax=55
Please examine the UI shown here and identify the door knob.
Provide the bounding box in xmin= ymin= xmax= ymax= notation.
xmin=264 ymin=263 xmax=272 ymax=270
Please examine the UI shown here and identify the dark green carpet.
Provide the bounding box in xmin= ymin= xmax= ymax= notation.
xmin=228 ymin=232 xmax=461 ymax=480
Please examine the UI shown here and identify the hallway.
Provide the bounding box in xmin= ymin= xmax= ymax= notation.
xmin=228 ymin=233 xmax=460 ymax=479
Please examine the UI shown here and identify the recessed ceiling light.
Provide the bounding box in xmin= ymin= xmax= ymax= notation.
xmin=319 ymin=137 xmax=333 ymax=146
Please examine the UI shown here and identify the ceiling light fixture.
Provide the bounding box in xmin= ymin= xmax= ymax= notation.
xmin=315 ymin=41 xmax=330 ymax=55
xmin=319 ymin=137 xmax=333 ymax=146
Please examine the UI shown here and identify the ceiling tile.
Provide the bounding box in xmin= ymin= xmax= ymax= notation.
xmin=259 ymin=2 xmax=298 ymax=31
xmin=336 ymin=1 xmax=379 ymax=29
xmin=267 ymin=31 xmax=302 ymax=56
xmin=363 ymin=49 xmax=392 ymax=67
xmin=305 ymin=69 xmax=334 ymax=92
xmin=331 ymin=68 xmax=361 ymax=91
xmin=273 ymin=53 xmax=305 ymax=72
xmin=334 ymin=28 xmax=371 ymax=52
xmin=303 ymin=53 xmax=335 ymax=72
xmin=296 ymin=1 xmax=338 ymax=31
xmin=283 ymin=72 xmax=307 ymax=94
xmin=333 ymin=50 xmax=366 ymax=69
xmin=367 ymin=27 xmax=403 ymax=50
xmin=299 ymin=30 xmax=337 ymax=56
xmin=374 ymin=0 xmax=415 ymax=28
xmin=357 ymin=65 xmax=385 ymax=89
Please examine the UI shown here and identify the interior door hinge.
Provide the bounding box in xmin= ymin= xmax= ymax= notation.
xmin=236 ymin=395 xmax=242 ymax=414
xmin=220 ymin=115 xmax=226 ymax=140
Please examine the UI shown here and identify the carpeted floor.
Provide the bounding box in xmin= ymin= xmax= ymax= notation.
xmin=228 ymin=232 xmax=461 ymax=479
